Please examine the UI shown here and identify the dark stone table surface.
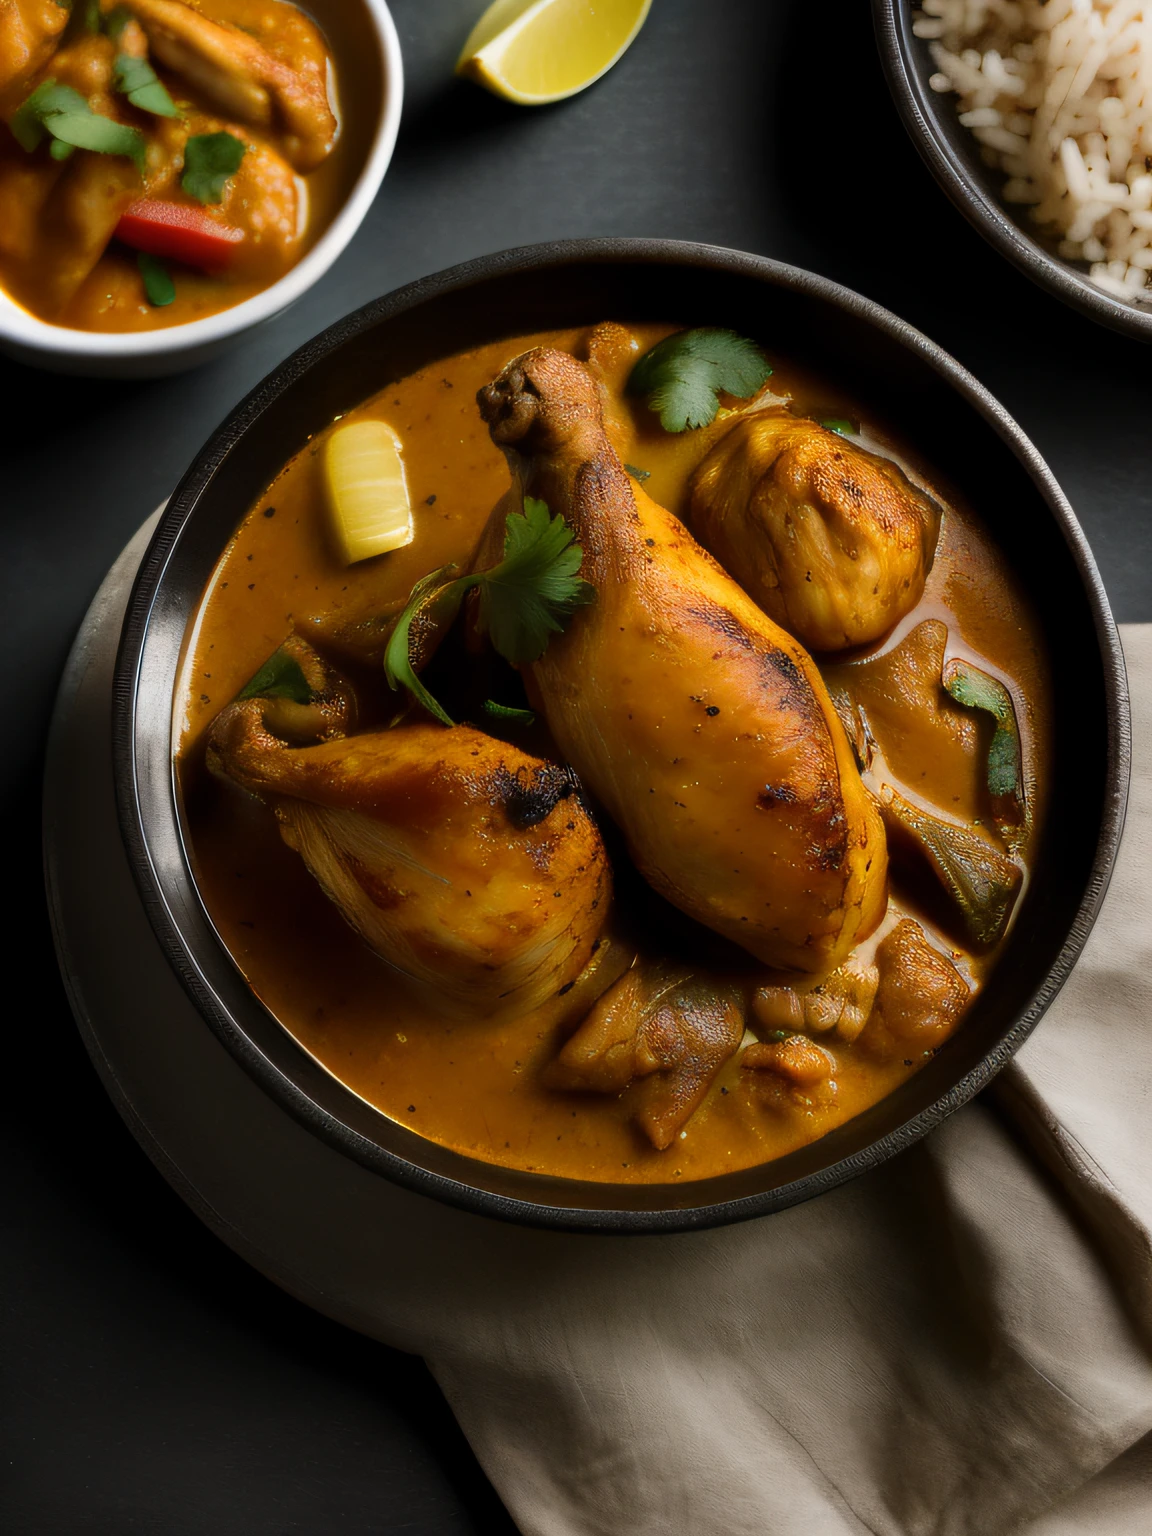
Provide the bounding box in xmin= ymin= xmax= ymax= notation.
xmin=5 ymin=2 xmax=1149 ymax=1530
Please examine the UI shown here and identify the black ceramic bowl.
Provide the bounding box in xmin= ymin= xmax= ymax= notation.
xmin=114 ymin=238 xmax=1130 ymax=1234
xmin=874 ymin=0 xmax=1152 ymax=342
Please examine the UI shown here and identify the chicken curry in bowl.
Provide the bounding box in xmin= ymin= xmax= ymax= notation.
xmin=0 ymin=0 xmax=352 ymax=330
xmin=175 ymin=320 xmax=1049 ymax=1186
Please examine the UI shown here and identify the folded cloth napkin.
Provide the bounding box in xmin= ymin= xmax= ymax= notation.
xmin=55 ymin=576 xmax=1152 ymax=1536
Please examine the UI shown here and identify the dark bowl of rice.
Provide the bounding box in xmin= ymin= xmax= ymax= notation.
xmin=874 ymin=0 xmax=1152 ymax=342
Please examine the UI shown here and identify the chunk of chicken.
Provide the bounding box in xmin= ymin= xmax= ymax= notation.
xmin=825 ymin=619 xmax=981 ymax=813
xmin=689 ymin=413 xmax=942 ymax=653
xmin=207 ymin=126 xmax=300 ymax=272
xmin=207 ymin=641 xmax=611 ymax=1018
xmin=742 ymin=1034 xmax=838 ymax=1111
xmin=0 ymin=0 xmax=68 ymax=102
xmin=104 ymin=0 xmax=336 ymax=171
xmin=545 ymin=958 xmax=745 ymax=1149
xmin=858 ymin=919 xmax=970 ymax=1061
xmin=476 ymin=348 xmax=888 ymax=974
xmin=752 ymin=951 xmax=879 ymax=1044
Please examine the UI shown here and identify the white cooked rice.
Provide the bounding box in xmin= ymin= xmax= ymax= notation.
xmin=914 ymin=0 xmax=1152 ymax=303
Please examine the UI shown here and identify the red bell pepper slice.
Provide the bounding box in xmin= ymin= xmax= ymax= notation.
xmin=115 ymin=199 xmax=245 ymax=273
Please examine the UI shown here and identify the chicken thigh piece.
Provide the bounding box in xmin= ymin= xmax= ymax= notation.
xmin=208 ymin=641 xmax=611 ymax=1018
xmin=103 ymin=0 xmax=337 ymax=170
xmin=689 ymin=412 xmax=942 ymax=652
xmin=477 ymin=348 xmax=888 ymax=975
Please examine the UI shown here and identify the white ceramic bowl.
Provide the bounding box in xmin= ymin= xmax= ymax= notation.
xmin=0 ymin=0 xmax=404 ymax=377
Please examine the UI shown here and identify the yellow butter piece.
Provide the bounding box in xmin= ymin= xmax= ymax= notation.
xmin=323 ymin=419 xmax=413 ymax=565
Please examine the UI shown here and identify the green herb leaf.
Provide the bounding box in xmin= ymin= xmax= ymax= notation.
xmin=627 ymin=328 xmax=773 ymax=433
xmin=137 ymin=252 xmax=175 ymax=306
xmin=942 ymin=658 xmax=1027 ymax=847
xmin=483 ymin=700 xmax=536 ymax=725
xmin=10 ymin=80 xmax=88 ymax=151
xmin=475 ymin=497 xmax=595 ymax=666
xmin=237 ymin=647 xmax=313 ymax=705
xmin=114 ymin=52 xmax=178 ymax=117
xmin=182 ymin=131 xmax=245 ymax=204
xmin=821 ymin=418 xmax=857 ymax=437
xmin=44 ymin=109 xmax=145 ymax=166
xmin=49 ymin=138 xmax=76 ymax=160
xmin=383 ymin=500 xmax=594 ymax=724
xmin=623 ymin=462 xmax=650 ymax=481
xmin=83 ymin=0 xmax=101 ymax=30
xmin=382 ymin=566 xmax=468 ymax=727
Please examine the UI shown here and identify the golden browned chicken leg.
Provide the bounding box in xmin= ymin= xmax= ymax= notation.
xmin=477 ymin=348 xmax=887 ymax=975
xmin=208 ymin=640 xmax=611 ymax=1018
xmin=689 ymin=413 xmax=941 ymax=652
xmin=545 ymin=957 xmax=745 ymax=1149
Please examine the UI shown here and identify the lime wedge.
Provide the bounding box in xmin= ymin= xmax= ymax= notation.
xmin=457 ymin=0 xmax=652 ymax=106
xmin=324 ymin=420 xmax=413 ymax=564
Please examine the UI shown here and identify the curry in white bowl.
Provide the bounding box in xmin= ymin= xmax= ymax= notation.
xmin=0 ymin=0 xmax=356 ymax=330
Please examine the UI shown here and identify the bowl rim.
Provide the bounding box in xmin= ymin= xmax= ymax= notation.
xmin=872 ymin=0 xmax=1152 ymax=344
xmin=112 ymin=236 xmax=1132 ymax=1233
xmin=0 ymin=0 xmax=404 ymax=362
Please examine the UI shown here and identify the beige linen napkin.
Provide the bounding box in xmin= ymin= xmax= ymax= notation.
xmin=52 ymin=570 xmax=1152 ymax=1536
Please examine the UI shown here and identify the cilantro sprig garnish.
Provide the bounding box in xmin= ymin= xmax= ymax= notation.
xmin=182 ymin=131 xmax=246 ymax=204
xmin=384 ymin=498 xmax=594 ymax=727
xmin=627 ymin=328 xmax=772 ymax=433
xmin=12 ymin=78 xmax=146 ymax=168
xmin=114 ymin=52 xmax=178 ymax=118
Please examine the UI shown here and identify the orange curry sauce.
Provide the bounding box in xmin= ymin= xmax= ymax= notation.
xmin=176 ymin=326 xmax=1051 ymax=1185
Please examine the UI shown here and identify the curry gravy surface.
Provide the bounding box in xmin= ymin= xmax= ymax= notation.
xmin=177 ymin=326 xmax=1051 ymax=1184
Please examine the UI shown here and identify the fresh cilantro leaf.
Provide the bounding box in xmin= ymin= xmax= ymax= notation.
xmin=483 ymin=700 xmax=536 ymax=725
xmin=475 ymin=497 xmax=595 ymax=666
xmin=623 ymin=462 xmax=650 ymax=481
xmin=182 ymin=131 xmax=246 ymax=204
xmin=383 ymin=500 xmax=593 ymax=725
xmin=45 ymin=110 xmax=145 ymax=167
xmin=11 ymin=80 xmax=88 ymax=151
xmin=237 ymin=646 xmax=313 ymax=705
xmin=137 ymin=252 xmax=175 ymax=305
xmin=114 ymin=52 xmax=178 ymax=117
xmin=821 ymin=418 xmax=857 ymax=437
xmin=627 ymin=328 xmax=772 ymax=433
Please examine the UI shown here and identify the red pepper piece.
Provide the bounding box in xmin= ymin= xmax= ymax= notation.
xmin=115 ymin=199 xmax=246 ymax=273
